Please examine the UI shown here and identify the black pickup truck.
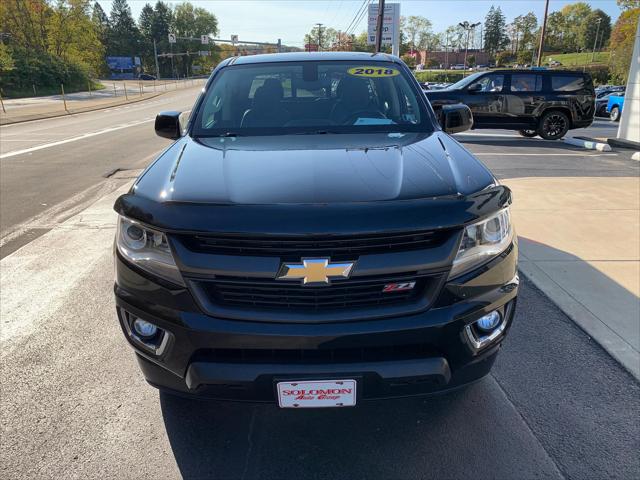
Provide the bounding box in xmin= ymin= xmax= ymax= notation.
xmin=425 ymin=69 xmax=595 ymax=139
xmin=113 ymin=52 xmax=518 ymax=407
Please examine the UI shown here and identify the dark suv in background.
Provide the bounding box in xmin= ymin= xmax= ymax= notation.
xmin=425 ymin=69 xmax=595 ymax=140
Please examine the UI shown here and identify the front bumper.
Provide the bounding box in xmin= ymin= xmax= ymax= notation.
xmin=114 ymin=242 xmax=518 ymax=402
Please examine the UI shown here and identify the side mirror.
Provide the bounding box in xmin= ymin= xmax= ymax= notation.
xmin=467 ymin=83 xmax=482 ymax=93
xmin=155 ymin=111 xmax=182 ymax=139
xmin=442 ymin=104 xmax=473 ymax=134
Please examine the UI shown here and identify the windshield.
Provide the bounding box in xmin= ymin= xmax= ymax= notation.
xmin=446 ymin=72 xmax=483 ymax=90
xmin=192 ymin=61 xmax=431 ymax=136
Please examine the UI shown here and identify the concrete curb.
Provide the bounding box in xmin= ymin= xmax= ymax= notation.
xmin=563 ymin=136 xmax=612 ymax=151
xmin=519 ymin=261 xmax=640 ymax=381
xmin=0 ymin=92 xmax=165 ymax=126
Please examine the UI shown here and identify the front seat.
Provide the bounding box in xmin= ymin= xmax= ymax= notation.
xmin=241 ymin=78 xmax=289 ymax=127
xmin=330 ymin=76 xmax=384 ymax=124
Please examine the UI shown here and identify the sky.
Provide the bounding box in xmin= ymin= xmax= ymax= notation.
xmin=98 ymin=0 xmax=623 ymax=47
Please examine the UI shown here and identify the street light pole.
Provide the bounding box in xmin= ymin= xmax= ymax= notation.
xmin=459 ymin=21 xmax=480 ymax=75
xmin=536 ymin=0 xmax=550 ymax=67
xmin=591 ymin=17 xmax=602 ymax=63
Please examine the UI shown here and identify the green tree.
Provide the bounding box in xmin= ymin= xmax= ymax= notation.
xmin=172 ymin=2 xmax=218 ymax=76
xmin=483 ymin=6 xmax=509 ymax=57
xmin=402 ymin=15 xmax=432 ymax=51
xmin=139 ymin=3 xmax=154 ymax=38
xmin=519 ymin=12 xmax=538 ymax=51
xmin=303 ymin=25 xmax=338 ymax=50
xmin=0 ymin=43 xmax=15 ymax=75
xmin=108 ymin=0 xmax=141 ymax=56
xmin=92 ymin=1 xmax=109 ymax=47
xmin=48 ymin=0 xmax=104 ymax=75
xmin=545 ymin=11 xmax=567 ymax=52
xmin=580 ymin=9 xmax=612 ymax=53
xmin=138 ymin=3 xmax=155 ymax=71
xmin=560 ymin=2 xmax=592 ymax=51
xmin=609 ymin=7 xmax=639 ymax=83
xmin=0 ymin=0 xmax=52 ymax=53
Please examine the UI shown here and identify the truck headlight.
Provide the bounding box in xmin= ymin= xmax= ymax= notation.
xmin=116 ymin=216 xmax=185 ymax=286
xmin=449 ymin=208 xmax=513 ymax=279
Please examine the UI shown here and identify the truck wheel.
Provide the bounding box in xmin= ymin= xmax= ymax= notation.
xmin=518 ymin=129 xmax=537 ymax=138
xmin=609 ymin=106 xmax=621 ymax=122
xmin=538 ymin=111 xmax=570 ymax=140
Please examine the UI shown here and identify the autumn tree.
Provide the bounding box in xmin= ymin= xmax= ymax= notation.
xmin=609 ymin=7 xmax=639 ymax=83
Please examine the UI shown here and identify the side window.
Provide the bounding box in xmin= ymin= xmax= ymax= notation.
xmin=470 ymin=74 xmax=504 ymax=92
xmin=510 ymin=74 xmax=542 ymax=92
xmin=552 ymin=75 xmax=585 ymax=92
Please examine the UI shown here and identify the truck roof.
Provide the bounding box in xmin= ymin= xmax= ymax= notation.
xmin=224 ymin=51 xmax=401 ymax=66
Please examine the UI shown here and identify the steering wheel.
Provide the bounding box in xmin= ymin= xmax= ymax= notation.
xmin=343 ymin=110 xmax=387 ymax=125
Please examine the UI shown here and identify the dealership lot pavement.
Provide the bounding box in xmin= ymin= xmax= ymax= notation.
xmin=1 ymin=94 xmax=639 ymax=480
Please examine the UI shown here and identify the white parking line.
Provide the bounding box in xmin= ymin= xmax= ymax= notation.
xmin=0 ymin=119 xmax=155 ymax=159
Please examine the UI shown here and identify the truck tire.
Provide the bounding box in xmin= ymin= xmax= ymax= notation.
xmin=538 ymin=111 xmax=570 ymax=140
xmin=518 ymin=129 xmax=537 ymax=138
xmin=609 ymin=106 xmax=621 ymax=122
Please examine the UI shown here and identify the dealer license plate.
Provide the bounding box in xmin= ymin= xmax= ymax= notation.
xmin=276 ymin=379 xmax=357 ymax=408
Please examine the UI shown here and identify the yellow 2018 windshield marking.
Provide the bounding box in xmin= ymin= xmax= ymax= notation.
xmin=347 ymin=66 xmax=400 ymax=78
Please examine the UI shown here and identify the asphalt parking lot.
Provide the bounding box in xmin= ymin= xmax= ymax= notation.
xmin=1 ymin=106 xmax=639 ymax=479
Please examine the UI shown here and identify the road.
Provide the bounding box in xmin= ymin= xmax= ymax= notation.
xmin=1 ymin=90 xmax=639 ymax=480
xmin=0 ymin=83 xmax=202 ymax=257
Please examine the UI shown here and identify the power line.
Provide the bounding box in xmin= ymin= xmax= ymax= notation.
xmin=346 ymin=0 xmax=371 ymax=36
xmin=343 ymin=0 xmax=368 ymax=35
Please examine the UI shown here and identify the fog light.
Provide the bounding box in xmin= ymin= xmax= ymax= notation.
xmin=476 ymin=311 xmax=501 ymax=332
xmin=132 ymin=318 xmax=158 ymax=338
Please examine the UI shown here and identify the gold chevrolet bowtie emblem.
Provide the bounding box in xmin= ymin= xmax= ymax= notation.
xmin=276 ymin=258 xmax=355 ymax=285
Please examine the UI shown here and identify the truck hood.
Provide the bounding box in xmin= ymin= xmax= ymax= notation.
xmin=132 ymin=131 xmax=494 ymax=205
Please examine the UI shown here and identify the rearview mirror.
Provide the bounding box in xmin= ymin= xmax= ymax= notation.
xmin=467 ymin=83 xmax=482 ymax=93
xmin=441 ymin=104 xmax=473 ymax=134
xmin=155 ymin=111 xmax=182 ymax=139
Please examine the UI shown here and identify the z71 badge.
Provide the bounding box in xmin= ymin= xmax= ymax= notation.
xmin=382 ymin=282 xmax=416 ymax=292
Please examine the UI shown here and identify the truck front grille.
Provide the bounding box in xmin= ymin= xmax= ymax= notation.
xmin=197 ymin=272 xmax=441 ymax=311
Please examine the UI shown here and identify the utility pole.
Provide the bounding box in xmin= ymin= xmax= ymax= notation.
xmin=375 ymin=0 xmax=386 ymax=52
xmin=153 ymin=39 xmax=160 ymax=79
xmin=170 ymin=42 xmax=175 ymax=79
xmin=536 ymin=0 xmax=550 ymax=66
xmin=316 ymin=23 xmax=323 ymax=51
xmin=591 ymin=17 xmax=602 ymax=63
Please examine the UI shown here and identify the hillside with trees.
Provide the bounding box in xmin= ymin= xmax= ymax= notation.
xmin=0 ymin=0 xmax=219 ymax=97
